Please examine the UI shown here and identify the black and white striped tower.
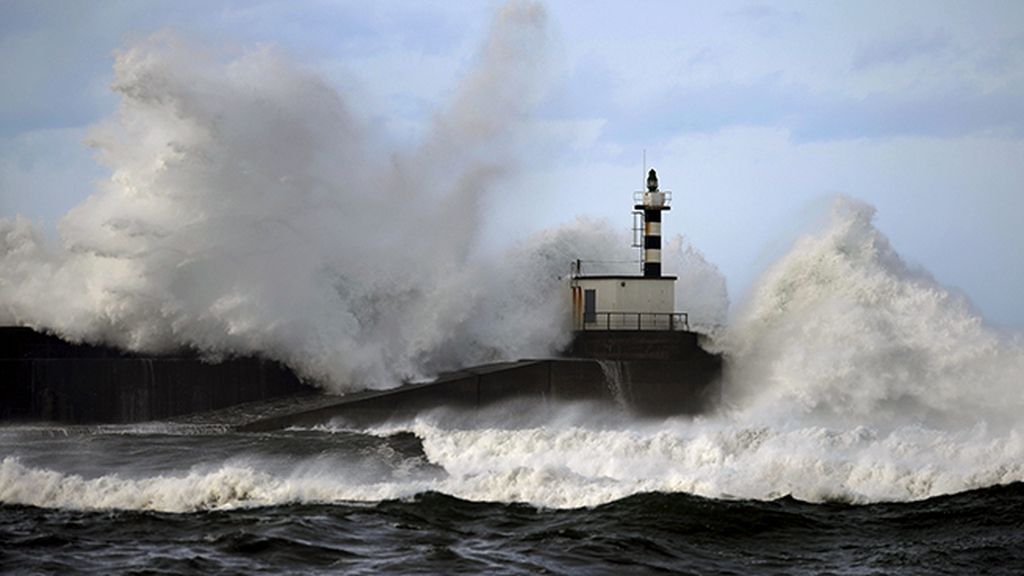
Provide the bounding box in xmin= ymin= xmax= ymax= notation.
xmin=634 ymin=168 xmax=670 ymax=278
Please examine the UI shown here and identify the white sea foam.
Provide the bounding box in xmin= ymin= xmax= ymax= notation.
xmin=3 ymin=416 xmax=1022 ymax=512
xmin=0 ymin=455 xmax=417 ymax=512
xmin=406 ymin=418 xmax=1024 ymax=506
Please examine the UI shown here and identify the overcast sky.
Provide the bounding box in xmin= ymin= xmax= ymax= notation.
xmin=2 ymin=0 xmax=1023 ymax=326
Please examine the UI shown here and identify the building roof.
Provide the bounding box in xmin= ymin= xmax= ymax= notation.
xmin=574 ymin=275 xmax=678 ymax=280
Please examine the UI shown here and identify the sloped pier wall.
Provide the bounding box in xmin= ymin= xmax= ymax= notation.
xmin=243 ymin=353 xmax=722 ymax=431
xmin=0 ymin=327 xmax=313 ymax=423
xmin=2 ymin=327 xmax=722 ymax=426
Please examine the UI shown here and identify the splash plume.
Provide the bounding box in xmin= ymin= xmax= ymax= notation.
xmin=0 ymin=3 xmax=556 ymax=391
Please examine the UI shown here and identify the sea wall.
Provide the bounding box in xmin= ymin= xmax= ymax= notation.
xmin=1 ymin=326 xmax=723 ymax=426
xmin=567 ymin=330 xmax=712 ymax=361
xmin=0 ymin=327 xmax=313 ymax=423
xmin=242 ymin=356 xmax=722 ymax=430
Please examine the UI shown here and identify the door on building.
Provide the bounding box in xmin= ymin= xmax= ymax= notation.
xmin=584 ymin=289 xmax=596 ymax=323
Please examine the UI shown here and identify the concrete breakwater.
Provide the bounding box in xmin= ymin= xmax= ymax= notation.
xmin=0 ymin=327 xmax=313 ymax=424
xmin=240 ymin=355 xmax=722 ymax=431
xmin=1 ymin=327 xmax=722 ymax=426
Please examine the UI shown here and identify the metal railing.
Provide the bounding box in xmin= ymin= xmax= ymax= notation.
xmin=581 ymin=311 xmax=689 ymax=331
xmin=633 ymin=190 xmax=672 ymax=208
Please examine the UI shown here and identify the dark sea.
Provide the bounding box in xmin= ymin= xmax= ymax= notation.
xmin=2 ymin=415 xmax=1024 ymax=575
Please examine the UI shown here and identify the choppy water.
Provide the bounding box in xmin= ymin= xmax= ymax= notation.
xmin=3 ymin=413 xmax=1023 ymax=575
xmin=7 ymin=483 xmax=1024 ymax=575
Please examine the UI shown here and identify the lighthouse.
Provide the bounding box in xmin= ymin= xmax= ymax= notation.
xmin=570 ymin=168 xmax=687 ymax=332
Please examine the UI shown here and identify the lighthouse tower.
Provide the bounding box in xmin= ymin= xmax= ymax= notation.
xmin=637 ymin=168 xmax=669 ymax=278
xmin=570 ymin=168 xmax=687 ymax=332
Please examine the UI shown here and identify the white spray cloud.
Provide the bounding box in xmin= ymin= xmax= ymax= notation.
xmin=0 ymin=4 xmax=550 ymax=391
xmin=725 ymin=196 xmax=1024 ymax=430
xmin=663 ymin=234 xmax=729 ymax=329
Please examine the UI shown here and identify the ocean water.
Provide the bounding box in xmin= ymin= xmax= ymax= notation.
xmin=2 ymin=409 xmax=1024 ymax=575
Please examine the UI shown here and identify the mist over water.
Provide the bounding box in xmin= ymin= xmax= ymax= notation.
xmin=1 ymin=1 xmax=1022 ymax=517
